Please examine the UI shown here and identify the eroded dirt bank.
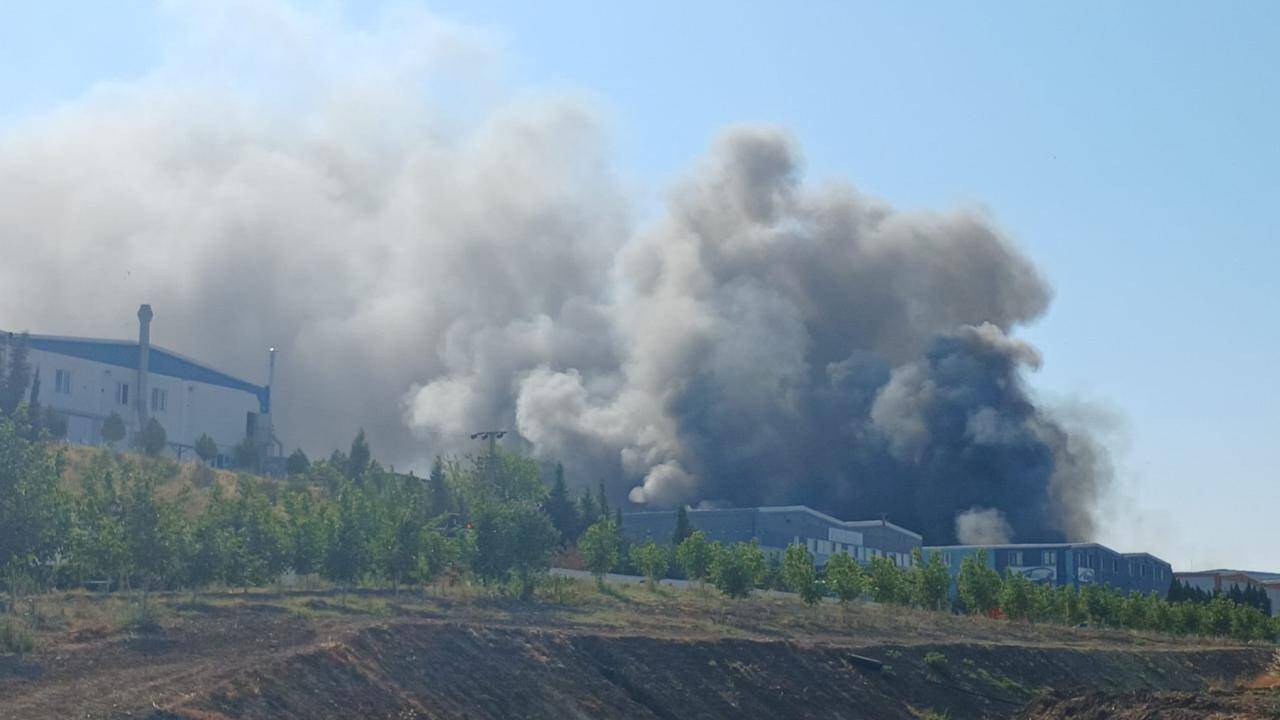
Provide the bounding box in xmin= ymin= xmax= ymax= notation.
xmin=151 ymin=623 xmax=1273 ymax=720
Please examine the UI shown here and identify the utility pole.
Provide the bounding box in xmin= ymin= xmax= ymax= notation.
xmin=470 ymin=430 xmax=507 ymax=484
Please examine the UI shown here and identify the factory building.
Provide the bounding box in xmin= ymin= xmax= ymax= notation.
xmin=2 ymin=305 xmax=280 ymax=464
xmin=621 ymin=505 xmax=923 ymax=567
xmin=1175 ymin=569 xmax=1280 ymax=617
xmin=924 ymin=543 xmax=1173 ymax=596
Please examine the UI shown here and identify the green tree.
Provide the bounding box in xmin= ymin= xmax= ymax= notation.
xmin=998 ymin=570 xmax=1034 ymax=621
xmin=544 ymin=463 xmax=579 ymax=543
xmin=471 ymin=500 xmax=558 ymax=599
xmin=138 ymin=417 xmax=167 ymax=456
xmin=414 ymin=526 xmax=456 ymax=588
xmin=194 ymin=434 xmax=218 ymax=464
xmin=957 ymin=551 xmax=1002 ymax=616
xmin=782 ymin=543 xmax=821 ymax=605
xmin=428 ymin=456 xmax=451 ymax=518
xmin=709 ymin=541 xmax=765 ymax=599
xmin=1082 ymin=583 xmax=1117 ymax=627
xmin=909 ymin=548 xmax=952 ymax=611
xmin=1056 ymin=584 xmax=1086 ymax=626
xmin=672 ymin=506 xmax=692 ymax=546
xmin=825 ymin=551 xmax=867 ymax=603
xmin=868 ymin=555 xmax=908 ymax=605
xmin=285 ymin=448 xmax=310 ymax=475
xmin=579 ymin=518 xmax=621 ymax=589
xmin=326 ymin=488 xmax=371 ymax=589
xmin=0 ymin=333 xmax=30 ymax=418
xmin=101 ymin=412 xmax=127 ymax=448
xmin=0 ymin=420 xmax=68 ymax=585
xmin=675 ymin=531 xmax=714 ymax=585
xmin=347 ymin=429 xmax=371 ymax=481
xmin=630 ymin=540 xmax=669 ymax=591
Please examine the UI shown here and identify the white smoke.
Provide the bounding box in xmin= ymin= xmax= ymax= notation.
xmin=0 ymin=1 xmax=1107 ymax=540
xmin=955 ymin=507 xmax=1014 ymax=545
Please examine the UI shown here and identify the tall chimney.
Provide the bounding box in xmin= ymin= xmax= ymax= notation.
xmin=137 ymin=304 xmax=153 ymax=428
xmin=266 ymin=346 xmax=277 ymax=413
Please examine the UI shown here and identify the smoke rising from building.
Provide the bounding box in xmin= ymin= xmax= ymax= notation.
xmin=0 ymin=1 xmax=1109 ymax=544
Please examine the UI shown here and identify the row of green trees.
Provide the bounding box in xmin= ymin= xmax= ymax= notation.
xmin=574 ymin=519 xmax=1279 ymax=644
xmin=0 ymin=419 xmax=568 ymax=601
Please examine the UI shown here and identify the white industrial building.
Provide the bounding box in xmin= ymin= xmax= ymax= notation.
xmin=2 ymin=304 xmax=279 ymax=463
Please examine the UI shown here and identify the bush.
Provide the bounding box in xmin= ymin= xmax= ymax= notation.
xmin=675 ymin=531 xmax=714 ymax=584
xmin=579 ymin=519 xmax=621 ymax=588
xmin=868 ymin=556 xmax=908 ymax=605
xmin=194 ymin=433 xmax=218 ymax=464
xmin=825 ymin=551 xmax=867 ymax=603
xmin=0 ymin=616 xmax=35 ymax=655
xmin=139 ymin=417 xmax=167 ymax=456
xmin=957 ymin=550 xmax=1001 ymax=616
xmin=782 ymin=543 xmax=821 ymax=605
xmin=923 ymin=651 xmax=948 ymax=674
xmin=710 ymin=541 xmax=765 ymax=599
xmin=630 ymin=540 xmax=669 ymax=591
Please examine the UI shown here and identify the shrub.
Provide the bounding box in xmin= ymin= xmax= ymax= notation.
xmin=579 ymin=519 xmax=621 ymax=588
xmin=710 ymin=541 xmax=765 ymax=599
xmin=194 ymin=433 xmax=218 ymax=464
xmin=675 ymin=531 xmax=714 ymax=584
xmin=868 ymin=556 xmax=908 ymax=605
xmin=956 ymin=551 xmax=1001 ymax=616
xmin=0 ymin=617 xmax=35 ymax=655
xmin=139 ymin=417 xmax=167 ymax=456
xmin=923 ymin=651 xmax=948 ymax=674
xmin=629 ymin=540 xmax=669 ymax=591
xmin=825 ymin=551 xmax=867 ymax=603
xmin=782 ymin=543 xmax=821 ymax=605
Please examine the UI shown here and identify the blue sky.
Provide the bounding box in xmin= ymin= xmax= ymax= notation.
xmin=2 ymin=1 xmax=1276 ymax=570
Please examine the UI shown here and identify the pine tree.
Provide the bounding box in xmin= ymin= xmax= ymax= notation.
xmin=285 ymin=448 xmax=310 ymax=475
xmin=672 ymin=506 xmax=692 ymax=545
xmin=428 ymin=456 xmax=450 ymax=518
xmin=347 ymin=429 xmax=371 ymax=481
xmin=597 ymin=480 xmax=609 ymax=521
xmin=544 ymin=463 xmax=578 ymax=542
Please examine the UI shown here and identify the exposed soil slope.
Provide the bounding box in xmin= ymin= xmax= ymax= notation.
xmin=154 ymin=623 xmax=1272 ymax=720
xmin=0 ymin=588 xmax=1274 ymax=720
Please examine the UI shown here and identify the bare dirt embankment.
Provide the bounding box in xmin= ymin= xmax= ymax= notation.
xmin=0 ymin=586 xmax=1274 ymax=720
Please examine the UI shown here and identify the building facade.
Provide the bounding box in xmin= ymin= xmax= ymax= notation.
xmin=3 ymin=305 xmax=279 ymax=463
xmin=1175 ymin=569 xmax=1280 ymax=617
xmin=925 ymin=543 xmax=1173 ymax=596
xmin=621 ymin=505 xmax=923 ymax=567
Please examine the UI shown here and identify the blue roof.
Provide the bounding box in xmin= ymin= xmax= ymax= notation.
xmin=15 ymin=333 xmax=269 ymax=412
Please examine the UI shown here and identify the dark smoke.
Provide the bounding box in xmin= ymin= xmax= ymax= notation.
xmin=0 ymin=2 xmax=1110 ymax=545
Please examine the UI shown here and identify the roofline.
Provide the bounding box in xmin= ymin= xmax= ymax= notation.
xmin=925 ymin=543 xmax=1170 ymax=564
xmin=20 ymin=332 xmax=265 ymax=390
xmin=621 ymin=504 xmax=924 ymax=541
xmin=1175 ymin=569 xmax=1280 ymax=585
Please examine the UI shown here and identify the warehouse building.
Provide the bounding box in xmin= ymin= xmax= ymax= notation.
xmin=924 ymin=543 xmax=1173 ymax=596
xmin=2 ymin=305 xmax=280 ymax=463
xmin=621 ymin=505 xmax=923 ymax=567
xmin=1175 ymin=569 xmax=1280 ymax=617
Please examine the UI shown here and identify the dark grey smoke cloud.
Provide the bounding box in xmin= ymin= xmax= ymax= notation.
xmin=0 ymin=2 xmax=1109 ymax=544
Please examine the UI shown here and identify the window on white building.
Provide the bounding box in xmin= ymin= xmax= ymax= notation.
xmin=1043 ymin=551 xmax=1056 ymax=565
xmin=55 ymin=369 xmax=72 ymax=394
xmin=1010 ymin=551 xmax=1024 ymax=566
xmin=115 ymin=383 xmax=129 ymax=406
xmin=151 ymin=388 xmax=167 ymax=413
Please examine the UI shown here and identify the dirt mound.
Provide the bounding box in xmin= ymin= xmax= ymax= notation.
xmin=1017 ymin=689 xmax=1280 ymax=719
xmin=152 ymin=623 xmax=1274 ymax=720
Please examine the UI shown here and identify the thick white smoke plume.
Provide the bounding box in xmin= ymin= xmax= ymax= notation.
xmin=0 ymin=1 xmax=1109 ymax=543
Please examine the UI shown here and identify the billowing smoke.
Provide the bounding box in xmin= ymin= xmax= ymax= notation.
xmin=955 ymin=508 xmax=1014 ymax=545
xmin=0 ymin=2 xmax=1109 ymax=544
